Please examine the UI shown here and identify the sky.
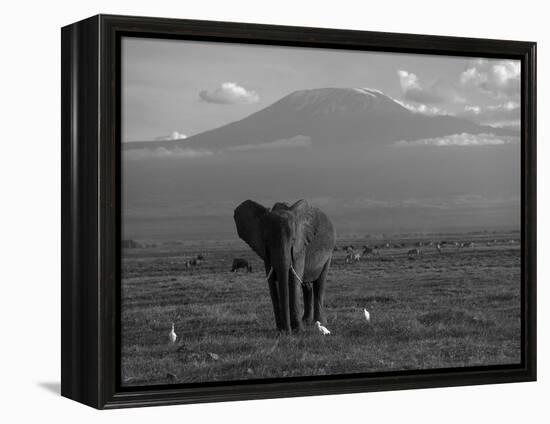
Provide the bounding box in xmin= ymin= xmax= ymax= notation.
xmin=122 ymin=37 xmax=521 ymax=142
xmin=121 ymin=36 xmax=521 ymax=240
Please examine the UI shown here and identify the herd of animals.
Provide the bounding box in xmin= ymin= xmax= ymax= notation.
xmin=338 ymin=239 xmax=499 ymax=263
xmin=178 ymin=238 xmax=517 ymax=271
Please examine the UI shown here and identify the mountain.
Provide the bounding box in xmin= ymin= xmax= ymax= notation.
xmin=124 ymin=87 xmax=516 ymax=151
xmin=122 ymin=87 xmax=519 ymax=240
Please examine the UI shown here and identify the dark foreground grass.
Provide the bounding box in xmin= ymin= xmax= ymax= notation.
xmin=121 ymin=235 xmax=521 ymax=386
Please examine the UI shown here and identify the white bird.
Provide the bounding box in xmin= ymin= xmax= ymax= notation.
xmin=364 ymin=308 xmax=371 ymax=322
xmin=315 ymin=321 xmax=331 ymax=335
xmin=169 ymin=323 xmax=177 ymax=344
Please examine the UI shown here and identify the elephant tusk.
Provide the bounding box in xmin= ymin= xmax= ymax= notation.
xmin=266 ymin=265 xmax=304 ymax=285
xmin=290 ymin=264 xmax=304 ymax=285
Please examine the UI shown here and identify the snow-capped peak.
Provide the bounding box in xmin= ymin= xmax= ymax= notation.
xmin=352 ymin=87 xmax=385 ymax=97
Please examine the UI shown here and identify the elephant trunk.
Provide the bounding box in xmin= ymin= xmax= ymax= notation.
xmin=271 ymin=247 xmax=292 ymax=333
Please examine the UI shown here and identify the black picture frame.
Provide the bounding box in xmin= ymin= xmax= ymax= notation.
xmin=61 ymin=14 xmax=537 ymax=409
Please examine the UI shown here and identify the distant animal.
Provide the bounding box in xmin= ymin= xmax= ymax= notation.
xmin=231 ymin=258 xmax=252 ymax=273
xmin=234 ymin=199 xmax=335 ymax=333
xmin=165 ymin=372 xmax=178 ymax=381
xmin=333 ymin=246 xmax=340 ymax=252
xmin=345 ymin=251 xmax=361 ymax=263
xmin=169 ymin=323 xmax=177 ymax=344
xmin=315 ymin=321 xmax=331 ymax=335
xmin=343 ymin=245 xmax=355 ymax=253
xmin=408 ymin=248 xmax=422 ymax=257
xmin=415 ymin=241 xmax=423 ymax=247
xmin=196 ymin=254 xmax=205 ymax=260
xmin=362 ymin=246 xmax=378 ymax=257
xmin=436 ymin=243 xmax=442 ymax=253
xmin=363 ymin=308 xmax=370 ymax=322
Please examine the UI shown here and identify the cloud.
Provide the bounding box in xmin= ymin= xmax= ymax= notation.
xmin=199 ymin=82 xmax=259 ymax=104
xmin=460 ymin=59 xmax=520 ymax=98
xmin=483 ymin=120 xmax=521 ymax=130
xmin=397 ymin=70 xmax=446 ymax=104
xmin=125 ymin=135 xmax=311 ymax=160
xmin=393 ymin=98 xmax=450 ymax=116
xmin=125 ymin=147 xmax=214 ymax=160
xmin=395 ymin=132 xmax=518 ymax=147
xmin=464 ymin=105 xmax=481 ymax=115
xmin=227 ymin=135 xmax=312 ymax=151
xmin=154 ymin=131 xmax=187 ymax=141
xmin=459 ymin=101 xmax=520 ymax=128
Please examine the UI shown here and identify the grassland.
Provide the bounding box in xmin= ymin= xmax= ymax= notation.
xmin=121 ymin=232 xmax=521 ymax=387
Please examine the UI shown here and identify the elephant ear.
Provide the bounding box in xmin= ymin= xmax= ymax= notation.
xmin=234 ymin=200 xmax=268 ymax=260
xmin=290 ymin=199 xmax=316 ymax=254
xmin=271 ymin=201 xmax=290 ymax=211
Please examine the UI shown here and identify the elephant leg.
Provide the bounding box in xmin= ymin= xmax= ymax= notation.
xmin=267 ymin=277 xmax=282 ymax=331
xmin=278 ymin=274 xmax=291 ymax=333
xmin=302 ymin=283 xmax=314 ymax=324
xmin=313 ymin=259 xmax=331 ymax=325
xmin=289 ymin=272 xmax=304 ymax=332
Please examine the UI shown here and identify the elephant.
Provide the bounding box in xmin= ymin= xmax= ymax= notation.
xmin=234 ymin=199 xmax=335 ymax=333
xmin=231 ymin=258 xmax=252 ymax=273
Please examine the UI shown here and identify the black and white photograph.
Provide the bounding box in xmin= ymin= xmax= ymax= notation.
xmin=120 ymin=36 xmax=523 ymax=387
xmin=1 ymin=0 xmax=544 ymax=419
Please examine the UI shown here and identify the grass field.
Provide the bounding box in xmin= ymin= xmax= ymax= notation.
xmin=121 ymin=232 xmax=521 ymax=387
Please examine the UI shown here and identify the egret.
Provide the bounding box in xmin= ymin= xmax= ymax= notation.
xmin=315 ymin=321 xmax=331 ymax=335
xmin=364 ymin=308 xmax=371 ymax=322
xmin=169 ymin=323 xmax=177 ymax=344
